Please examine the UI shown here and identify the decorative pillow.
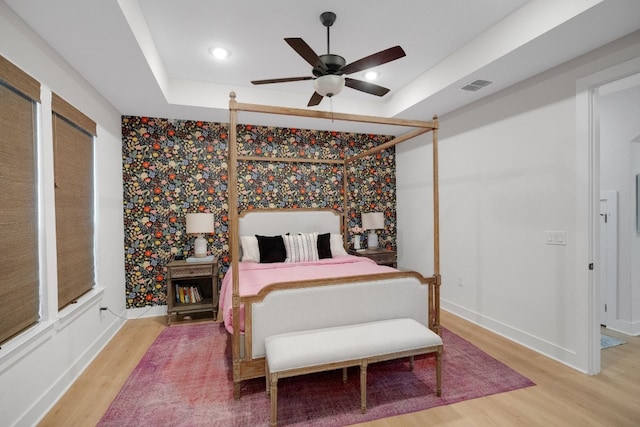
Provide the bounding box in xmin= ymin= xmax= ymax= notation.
xmin=256 ymin=235 xmax=287 ymax=263
xmin=284 ymin=232 xmax=319 ymax=263
xmin=317 ymin=233 xmax=332 ymax=259
xmin=330 ymin=234 xmax=348 ymax=256
xmin=240 ymin=235 xmax=260 ymax=262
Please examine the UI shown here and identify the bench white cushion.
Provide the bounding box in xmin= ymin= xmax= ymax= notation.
xmin=265 ymin=318 xmax=442 ymax=373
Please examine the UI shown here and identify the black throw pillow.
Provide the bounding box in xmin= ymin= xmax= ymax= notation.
xmin=317 ymin=233 xmax=332 ymax=259
xmin=256 ymin=234 xmax=287 ymax=263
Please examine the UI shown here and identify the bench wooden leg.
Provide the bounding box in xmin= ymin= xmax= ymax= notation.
xmin=265 ymin=361 xmax=270 ymax=395
xmin=409 ymin=355 xmax=414 ymax=370
xmin=270 ymin=373 xmax=278 ymax=427
xmin=360 ymin=360 xmax=368 ymax=414
xmin=436 ymin=348 xmax=442 ymax=397
xmin=342 ymin=367 xmax=348 ymax=383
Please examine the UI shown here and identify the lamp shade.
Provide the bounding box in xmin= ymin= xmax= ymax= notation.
xmin=361 ymin=212 xmax=384 ymax=230
xmin=186 ymin=213 xmax=214 ymax=234
xmin=186 ymin=213 xmax=214 ymax=258
xmin=314 ymin=74 xmax=345 ymax=97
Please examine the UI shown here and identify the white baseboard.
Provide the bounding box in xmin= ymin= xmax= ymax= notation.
xmin=127 ymin=305 xmax=167 ymax=319
xmin=603 ymin=318 xmax=640 ymax=336
xmin=442 ymin=299 xmax=586 ymax=373
xmin=23 ymin=315 xmax=125 ymax=427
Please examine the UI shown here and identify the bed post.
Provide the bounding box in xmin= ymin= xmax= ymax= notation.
xmin=431 ymin=114 xmax=441 ymax=335
xmin=228 ymin=92 xmax=242 ymax=398
xmin=343 ymin=162 xmax=349 ymax=246
xmin=223 ymin=93 xmax=442 ymax=388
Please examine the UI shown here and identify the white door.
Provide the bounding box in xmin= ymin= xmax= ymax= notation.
xmin=599 ymin=191 xmax=618 ymax=327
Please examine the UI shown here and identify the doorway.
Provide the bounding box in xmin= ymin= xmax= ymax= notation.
xmin=577 ymin=57 xmax=640 ymax=375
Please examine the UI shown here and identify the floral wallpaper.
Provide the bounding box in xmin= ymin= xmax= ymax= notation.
xmin=122 ymin=116 xmax=396 ymax=309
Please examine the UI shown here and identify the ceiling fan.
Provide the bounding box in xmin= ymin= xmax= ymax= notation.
xmin=251 ymin=11 xmax=406 ymax=107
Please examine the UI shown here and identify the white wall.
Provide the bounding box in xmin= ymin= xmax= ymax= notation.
xmin=600 ymin=80 xmax=640 ymax=332
xmin=397 ymin=31 xmax=640 ymax=372
xmin=0 ymin=4 xmax=126 ymax=426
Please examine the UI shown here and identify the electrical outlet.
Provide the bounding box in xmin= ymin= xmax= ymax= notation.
xmin=457 ymin=275 xmax=463 ymax=287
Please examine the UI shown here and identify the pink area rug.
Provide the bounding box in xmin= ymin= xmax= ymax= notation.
xmin=98 ymin=323 xmax=534 ymax=426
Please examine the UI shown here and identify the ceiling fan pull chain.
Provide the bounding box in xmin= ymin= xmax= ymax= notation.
xmin=330 ymin=97 xmax=335 ymax=122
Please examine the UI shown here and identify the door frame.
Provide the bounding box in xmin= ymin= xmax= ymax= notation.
xmin=576 ymin=56 xmax=640 ymax=375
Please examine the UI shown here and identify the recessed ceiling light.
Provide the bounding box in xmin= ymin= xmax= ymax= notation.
xmin=364 ymin=71 xmax=379 ymax=81
xmin=209 ymin=47 xmax=230 ymax=60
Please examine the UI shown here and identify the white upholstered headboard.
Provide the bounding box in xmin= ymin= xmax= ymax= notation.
xmin=238 ymin=209 xmax=342 ymax=236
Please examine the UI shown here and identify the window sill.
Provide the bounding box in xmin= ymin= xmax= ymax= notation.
xmin=56 ymin=287 xmax=105 ymax=331
xmin=0 ymin=320 xmax=55 ymax=375
xmin=0 ymin=287 xmax=105 ymax=374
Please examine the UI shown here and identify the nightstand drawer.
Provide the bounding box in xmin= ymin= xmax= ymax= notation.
xmin=170 ymin=265 xmax=213 ymax=278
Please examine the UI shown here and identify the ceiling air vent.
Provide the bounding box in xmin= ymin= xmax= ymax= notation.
xmin=460 ymin=79 xmax=493 ymax=92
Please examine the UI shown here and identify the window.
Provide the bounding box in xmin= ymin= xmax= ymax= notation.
xmin=0 ymin=55 xmax=40 ymax=344
xmin=52 ymin=94 xmax=96 ymax=309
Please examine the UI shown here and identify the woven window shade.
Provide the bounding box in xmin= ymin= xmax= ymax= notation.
xmin=0 ymin=56 xmax=40 ymax=344
xmin=52 ymin=95 xmax=95 ymax=309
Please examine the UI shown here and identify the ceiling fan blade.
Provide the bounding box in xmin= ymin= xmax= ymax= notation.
xmin=285 ymin=38 xmax=327 ymax=73
xmin=341 ymin=46 xmax=406 ymax=75
xmin=345 ymin=78 xmax=390 ymax=97
xmin=251 ymin=76 xmax=314 ymax=85
xmin=307 ymin=92 xmax=324 ymax=107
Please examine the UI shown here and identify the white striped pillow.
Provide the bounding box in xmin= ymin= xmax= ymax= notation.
xmin=283 ymin=232 xmax=319 ymax=263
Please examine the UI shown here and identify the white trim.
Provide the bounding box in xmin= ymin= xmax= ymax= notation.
xmin=441 ymin=303 xmax=586 ymax=373
xmin=57 ymin=287 xmax=105 ymax=331
xmin=37 ymin=86 xmax=59 ymax=322
xmin=605 ymin=319 xmax=640 ymax=336
xmin=0 ymin=287 xmax=106 ymax=373
xmin=23 ymin=315 xmax=124 ymax=427
xmin=127 ymin=305 xmax=166 ymax=319
xmin=0 ymin=320 xmax=55 ymax=376
xmin=576 ymin=55 xmax=640 ymax=375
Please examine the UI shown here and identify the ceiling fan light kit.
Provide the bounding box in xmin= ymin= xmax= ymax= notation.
xmin=210 ymin=47 xmax=229 ymax=59
xmin=250 ymin=11 xmax=406 ymax=107
xmin=314 ymin=74 xmax=345 ymax=97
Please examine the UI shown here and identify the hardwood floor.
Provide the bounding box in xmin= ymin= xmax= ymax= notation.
xmin=38 ymin=311 xmax=640 ymax=427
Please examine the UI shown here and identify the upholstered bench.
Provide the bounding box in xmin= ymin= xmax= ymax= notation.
xmin=264 ymin=317 xmax=443 ymax=427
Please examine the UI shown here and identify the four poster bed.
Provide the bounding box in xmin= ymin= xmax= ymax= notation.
xmin=224 ymin=92 xmax=441 ymax=399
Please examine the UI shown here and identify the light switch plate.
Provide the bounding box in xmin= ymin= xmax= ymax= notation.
xmin=546 ymin=231 xmax=567 ymax=246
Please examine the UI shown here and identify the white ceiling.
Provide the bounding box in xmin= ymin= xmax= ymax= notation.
xmin=5 ymin=0 xmax=640 ymax=134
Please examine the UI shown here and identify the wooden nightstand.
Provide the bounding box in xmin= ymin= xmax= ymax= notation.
xmin=349 ymin=248 xmax=397 ymax=268
xmin=166 ymin=258 xmax=218 ymax=325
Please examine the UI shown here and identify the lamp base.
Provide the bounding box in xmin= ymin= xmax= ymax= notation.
xmin=193 ymin=234 xmax=208 ymax=258
xmin=367 ymin=231 xmax=379 ymax=249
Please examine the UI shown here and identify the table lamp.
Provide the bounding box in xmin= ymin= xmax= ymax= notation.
xmin=361 ymin=212 xmax=384 ymax=249
xmin=186 ymin=213 xmax=214 ymax=258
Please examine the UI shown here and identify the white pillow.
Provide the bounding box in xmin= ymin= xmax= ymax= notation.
xmin=284 ymin=232 xmax=319 ymax=263
xmin=330 ymin=234 xmax=348 ymax=256
xmin=240 ymin=235 xmax=260 ymax=262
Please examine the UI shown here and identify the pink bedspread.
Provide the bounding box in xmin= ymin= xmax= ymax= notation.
xmin=219 ymin=255 xmax=396 ymax=333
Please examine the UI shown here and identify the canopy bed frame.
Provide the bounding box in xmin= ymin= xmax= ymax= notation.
xmin=227 ymin=92 xmax=440 ymax=398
